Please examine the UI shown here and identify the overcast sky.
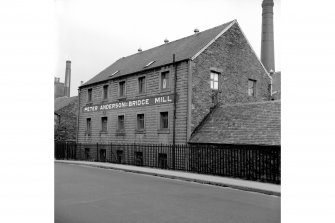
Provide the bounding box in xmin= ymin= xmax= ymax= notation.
xmin=55 ymin=0 xmax=281 ymax=97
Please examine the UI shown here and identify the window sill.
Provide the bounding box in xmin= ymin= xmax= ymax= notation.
xmin=160 ymin=88 xmax=170 ymax=93
xmin=100 ymin=131 xmax=108 ymax=135
xmin=135 ymin=129 xmax=145 ymax=134
xmin=117 ymin=97 xmax=127 ymax=101
xmin=157 ymin=129 xmax=170 ymax=134
xmin=115 ymin=131 xmax=126 ymax=136
xmin=136 ymin=93 xmax=147 ymax=97
xmin=86 ymin=102 xmax=93 ymax=106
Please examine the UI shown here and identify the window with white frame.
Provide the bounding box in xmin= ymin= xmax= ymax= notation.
xmin=210 ymin=72 xmax=219 ymax=90
xmin=161 ymin=71 xmax=169 ymax=90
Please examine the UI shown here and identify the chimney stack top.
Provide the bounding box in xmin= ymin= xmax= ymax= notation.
xmin=262 ymin=0 xmax=274 ymax=7
xmin=138 ymin=48 xmax=142 ymax=52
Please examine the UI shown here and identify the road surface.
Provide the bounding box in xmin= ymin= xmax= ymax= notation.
xmin=55 ymin=163 xmax=280 ymax=223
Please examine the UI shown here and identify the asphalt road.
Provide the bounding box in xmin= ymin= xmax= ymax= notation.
xmin=55 ymin=163 xmax=280 ymax=223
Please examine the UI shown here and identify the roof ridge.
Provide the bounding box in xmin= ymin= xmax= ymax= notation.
xmin=81 ymin=19 xmax=237 ymax=87
xmin=119 ymin=20 xmax=236 ymax=61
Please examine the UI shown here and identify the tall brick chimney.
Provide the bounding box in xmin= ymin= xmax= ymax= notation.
xmin=64 ymin=60 xmax=71 ymax=97
xmin=261 ymin=0 xmax=275 ymax=72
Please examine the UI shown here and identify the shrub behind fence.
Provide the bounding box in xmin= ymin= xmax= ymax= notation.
xmin=55 ymin=142 xmax=280 ymax=184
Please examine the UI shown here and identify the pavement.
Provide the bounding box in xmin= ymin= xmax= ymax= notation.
xmin=55 ymin=160 xmax=281 ymax=196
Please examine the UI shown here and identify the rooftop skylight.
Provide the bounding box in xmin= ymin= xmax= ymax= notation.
xmin=144 ymin=60 xmax=155 ymax=68
xmin=109 ymin=70 xmax=119 ymax=77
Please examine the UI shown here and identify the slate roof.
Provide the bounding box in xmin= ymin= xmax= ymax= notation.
xmin=54 ymin=96 xmax=78 ymax=112
xmin=189 ymin=100 xmax=281 ymax=146
xmin=81 ymin=20 xmax=236 ymax=87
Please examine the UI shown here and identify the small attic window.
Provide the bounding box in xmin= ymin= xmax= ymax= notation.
xmin=109 ymin=70 xmax=119 ymax=77
xmin=144 ymin=61 xmax=155 ymax=68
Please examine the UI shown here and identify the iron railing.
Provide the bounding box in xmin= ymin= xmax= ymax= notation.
xmin=55 ymin=141 xmax=281 ymax=184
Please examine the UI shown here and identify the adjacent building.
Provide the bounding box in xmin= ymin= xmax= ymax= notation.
xmin=54 ymin=60 xmax=72 ymax=99
xmin=55 ymin=96 xmax=78 ymax=141
xmin=77 ymin=20 xmax=273 ymax=145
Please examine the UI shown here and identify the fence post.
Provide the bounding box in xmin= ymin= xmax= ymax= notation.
xmin=96 ymin=143 xmax=99 ymax=162
xmin=111 ymin=143 xmax=113 ymax=163
xmin=65 ymin=141 xmax=68 ymax=160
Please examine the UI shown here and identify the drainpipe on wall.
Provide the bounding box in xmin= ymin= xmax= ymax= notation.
xmin=269 ymin=69 xmax=274 ymax=100
xmin=172 ymin=54 xmax=177 ymax=170
xmin=76 ymin=88 xmax=80 ymax=144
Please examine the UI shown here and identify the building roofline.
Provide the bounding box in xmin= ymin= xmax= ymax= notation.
xmin=188 ymin=141 xmax=281 ymax=147
xmin=191 ymin=20 xmax=236 ymax=61
xmin=234 ymin=21 xmax=272 ymax=81
xmin=79 ymin=58 xmax=190 ymax=89
xmin=217 ymin=99 xmax=280 ymax=109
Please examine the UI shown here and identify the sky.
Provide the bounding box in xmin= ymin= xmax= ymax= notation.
xmin=55 ymin=0 xmax=281 ymax=97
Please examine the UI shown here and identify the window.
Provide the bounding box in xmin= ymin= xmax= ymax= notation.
xmin=101 ymin=117 xmax=107 ymax=132
xmin=86 ymin=118 xmax=91 ymax=135
xmin=161 ymin=71 xmax=169 ymax=90
xmin=119 ymin=81 xmax=126 ymax=97
xmin=248 ymin=79 xmax=256 ymax=97
xmin=160 ymin=112 xmax=168 ymax=129
xmin=103 ymin=85 xmax=108 ymax=99
xmin=88 ymin=88 xmax=92 ymax=102
xmin=118 ymin=115 xmax=125 ymax=131
xmin=137 ymin=114 xmax=145 ymax=130
xmin=210 ymin=72 xmax=219 ymax=90
xmin=138 ymin=76 xmax=146 ymax=94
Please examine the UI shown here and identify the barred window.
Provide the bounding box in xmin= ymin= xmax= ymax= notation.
xmin=160 ymin=112 xmax=168 ymax=129
xmin=137 ymin=114 xmax=144 ymax=130
xmin=101 ymin=117 xmax=107 ymax=132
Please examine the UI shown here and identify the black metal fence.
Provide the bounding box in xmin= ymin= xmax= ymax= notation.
xmin=55 ymin=141 xmax=281 ymax=184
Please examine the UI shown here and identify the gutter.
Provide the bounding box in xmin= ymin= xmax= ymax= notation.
xmin=79 ymin=59 xmax=190 ymax=90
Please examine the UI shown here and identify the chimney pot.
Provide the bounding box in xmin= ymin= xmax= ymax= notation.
xmin=164 ymin=38 xmax=169 ymax=44
xmin=194 ymin=28 xmax=199 ymax=34
xmin=138 ymin=48 xmax=142 ymax=52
